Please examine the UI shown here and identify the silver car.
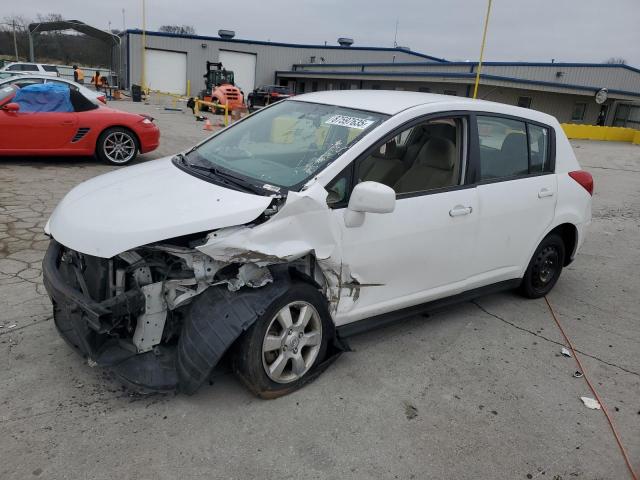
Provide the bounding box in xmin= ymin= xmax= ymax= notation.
xmin=0 ymin=74 xmax=107 ymax=106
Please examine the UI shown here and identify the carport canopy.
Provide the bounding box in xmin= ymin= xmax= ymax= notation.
xmin=27 ymin=19 xmax=120 ymax=62
xmin=28 ymin=20 xmax=119 ymax=45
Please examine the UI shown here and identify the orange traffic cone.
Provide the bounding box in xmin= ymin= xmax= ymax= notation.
xmin=203 ymin=118 xmax=214 ymax=131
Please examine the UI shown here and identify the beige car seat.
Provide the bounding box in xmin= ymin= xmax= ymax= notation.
xmin=394 ymin=137 xmax=457 ymax=193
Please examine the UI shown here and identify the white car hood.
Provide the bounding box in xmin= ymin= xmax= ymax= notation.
xmin=47 ymin=157 xmax=273 ymax=258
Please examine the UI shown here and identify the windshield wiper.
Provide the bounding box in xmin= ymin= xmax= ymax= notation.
xmin=176 ymin=156 xmax=264 ymax=195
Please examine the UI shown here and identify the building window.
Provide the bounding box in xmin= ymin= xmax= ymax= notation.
xmin=309 ymin=56 xmax=316 ymax=64
xmin=444 ymin=90 xmax=457 ymax=96
xmin=571 ymin=102 xmax=587 ymax=121
xmin=311 ymin=81 xmax=318 ymax=92
xmin=517 ymin=96 xmax=532 ymax=108
xmin=418 ymin=87 xmax=431 ymax=93
xmin=371 ymin=84 xmax=381 ymax=90
xmin=297 ymin=82 xmax=305 ymax=94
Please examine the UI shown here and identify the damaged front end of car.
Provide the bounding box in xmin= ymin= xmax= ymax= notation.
xmin=42 ymin=182 xmax=349 ymax=394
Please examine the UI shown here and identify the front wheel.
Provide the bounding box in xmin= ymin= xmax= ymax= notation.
xmin=519 ymin=233 xmax=565 ymax=298
xmin=232 ymin=282 xmax=333 ymax=398
xmin=96 ymin=127 xmax=139 ymax=165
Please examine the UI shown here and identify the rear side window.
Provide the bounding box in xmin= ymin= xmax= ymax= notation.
xmin=528 ymin=124 xmax=549 ymax=173
xmin=477 ymin=116 xmax=552 ymax=180
xmin=21 ymin=64 xmax=39 ymax=72
xmin=478 ymin=116 xmax=528 ymax=180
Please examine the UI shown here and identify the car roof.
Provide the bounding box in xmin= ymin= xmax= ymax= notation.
xmin=290 ymin=90 xmax=558 ymax=124
xmin=0 ymin=74 xmax=70 ymax=82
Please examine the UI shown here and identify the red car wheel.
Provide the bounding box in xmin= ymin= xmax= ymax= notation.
xmin=97 ymin=127 xmax=139 ymax=166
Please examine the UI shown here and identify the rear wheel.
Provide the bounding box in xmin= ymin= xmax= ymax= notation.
xmin=97 ymin=127 xmax=138 ymax=165
xmin=232 ymin=282 xmax=333 ymax=398
xmin=519 ymin=233 xmax=565 ymax=298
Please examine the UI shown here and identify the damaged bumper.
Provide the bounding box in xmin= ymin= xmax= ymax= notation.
xmin=43 ymin=240 xmax=180 ymax=391
xmin=42 ymin=239 xmax=296 ymax=394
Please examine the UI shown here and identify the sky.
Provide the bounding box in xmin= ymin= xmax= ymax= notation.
xmin=9 ymin=0 xmax=640 ymax=66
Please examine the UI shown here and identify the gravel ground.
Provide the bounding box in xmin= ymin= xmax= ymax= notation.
xmin=0 ymin=101 xmax=638 ymax=480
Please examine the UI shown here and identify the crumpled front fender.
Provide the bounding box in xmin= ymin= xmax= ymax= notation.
xmin=177 ymin=268 xmax=292 ymax=394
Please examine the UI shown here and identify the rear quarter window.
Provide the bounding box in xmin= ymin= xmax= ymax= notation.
xmin=43 ymin=65 xmax=59 ymax=72
xmin=477 ymin=115 xmax=553 ymax=181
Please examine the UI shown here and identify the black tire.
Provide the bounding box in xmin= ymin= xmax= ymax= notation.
xmin=231 ymin=282 xmax=333 ymax=398
xmin=519 ymin=233 xmax=565 ymax=298
xmin=96 ymin=127 xmax=139 ymax=166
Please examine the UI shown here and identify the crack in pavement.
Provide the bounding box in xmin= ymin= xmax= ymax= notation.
xmin=0 ymin=316 xmax=52 ymax=336
xmin=471 ymin=301 xmax=640 ymax=377
xmin=582 ymin=164 xmax=640 ymax=174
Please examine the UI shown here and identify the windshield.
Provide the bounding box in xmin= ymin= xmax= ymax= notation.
xmin=189 ymin=100 xmax=387 ymax=190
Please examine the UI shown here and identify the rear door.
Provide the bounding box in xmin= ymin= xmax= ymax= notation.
xmin=468 ymin=114 xmax=557 ymax=287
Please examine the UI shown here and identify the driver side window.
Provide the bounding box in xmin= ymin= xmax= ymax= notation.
xmin=355 ymin=117 xmax=464 ymax=195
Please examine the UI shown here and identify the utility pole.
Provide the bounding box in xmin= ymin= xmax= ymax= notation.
xmin=141 ymin=0 xmax=146 ymax=90
xmin=472 ymin=0 xmax=493 ymax=99
xmin=12 ymin=19 xmax=19 ymax=61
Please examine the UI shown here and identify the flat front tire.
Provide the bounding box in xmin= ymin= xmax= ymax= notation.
xmin=520 ymin=233 xmax=565 ymax=298
xmin=97 ymin=127 xmax=138 ymax=165
xmin=232 ymin=282 xmax=333 ymax=398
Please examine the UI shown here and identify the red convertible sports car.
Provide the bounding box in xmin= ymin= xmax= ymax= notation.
xmin=0 ymin=83 xmax=159 ymax=165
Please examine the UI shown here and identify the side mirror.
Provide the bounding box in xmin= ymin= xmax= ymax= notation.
xmin=344 ymin=181 xmax=396 ymax=228
xmin=2 ymin=102 xmax=19 ymax=113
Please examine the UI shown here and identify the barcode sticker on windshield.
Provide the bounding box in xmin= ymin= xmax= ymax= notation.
xmin=325 ymin=115 xmax=374 ymax=130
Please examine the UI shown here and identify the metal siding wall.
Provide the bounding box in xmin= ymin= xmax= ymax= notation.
xmin=294 ymin=63 xmax=640 ymax=95
xmin=481 ymin=65 xmax=639 ymax=92
xmin=126 ymin=33 xmax=432 ymax=94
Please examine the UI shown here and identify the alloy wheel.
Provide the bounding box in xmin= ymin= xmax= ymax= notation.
xmin=104 ymin=131 xmax=136 ymax=164
xmin=261 ymin=301 xmax=323 ymax=384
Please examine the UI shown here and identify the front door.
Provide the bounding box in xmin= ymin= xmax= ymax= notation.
xmin=329 ymin=115 xmax=479 ymax=325
xmin=0 ymin=110 xmax=78 ymax=152
xmin=469 ymin=115 xmax=557 ymax=288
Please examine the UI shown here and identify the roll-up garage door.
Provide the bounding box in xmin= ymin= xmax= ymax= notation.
xmin=144 ymin=49 xmax=187 ymax=94
xmin=218 ymin=50 xmax=256 ymax=96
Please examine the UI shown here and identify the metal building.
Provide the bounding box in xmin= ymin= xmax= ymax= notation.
xmin=119 ymin=30 xmax=640 ymax=127
xmin=120 ymin=30 xmax=442 ymax=98
xmin=276 ymin=62 xmax=640 ymax=126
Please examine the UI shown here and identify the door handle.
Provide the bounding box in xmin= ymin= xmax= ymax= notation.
xmin=538 ymin=188 xmax=554 ymax=198
xmin=449 ymin=205 xmax=473 ymax=217
xmin=61 ymin=120 xmax=74 ymax=125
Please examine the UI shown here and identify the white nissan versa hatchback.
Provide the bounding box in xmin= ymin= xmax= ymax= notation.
xmin=43 ymin=91 xmax=593 ymax=397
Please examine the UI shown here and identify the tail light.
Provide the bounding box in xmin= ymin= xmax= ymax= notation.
xmin=568 ymin=170 xmax=594 ymax=195
xmin=97 ymin=95 xmax=107 ymax=104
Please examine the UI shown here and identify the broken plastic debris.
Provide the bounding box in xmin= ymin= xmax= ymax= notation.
xmin=581 ymin=396 xmax=601 ymax=410
xmin=7 ymin=324 xmax=17 ymax=329
xmin=573 ymin=371 xmax=584 ymax=378
xmin=561 ymin=347 xmax=572 ymax=357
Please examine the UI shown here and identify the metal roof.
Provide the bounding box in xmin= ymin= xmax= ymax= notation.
xmin=123 ymin=29 xmax=447 ymax=62
xmin=28 ymin=20 xmax=119 ymax=45
xmin=292 ymin=61 xmax=640 ymax=74
xmin=278 ymin=69 xmax=640 ymax=99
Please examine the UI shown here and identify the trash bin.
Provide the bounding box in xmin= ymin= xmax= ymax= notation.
xmin=131 ymin=84 xmax=142 ymax=102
